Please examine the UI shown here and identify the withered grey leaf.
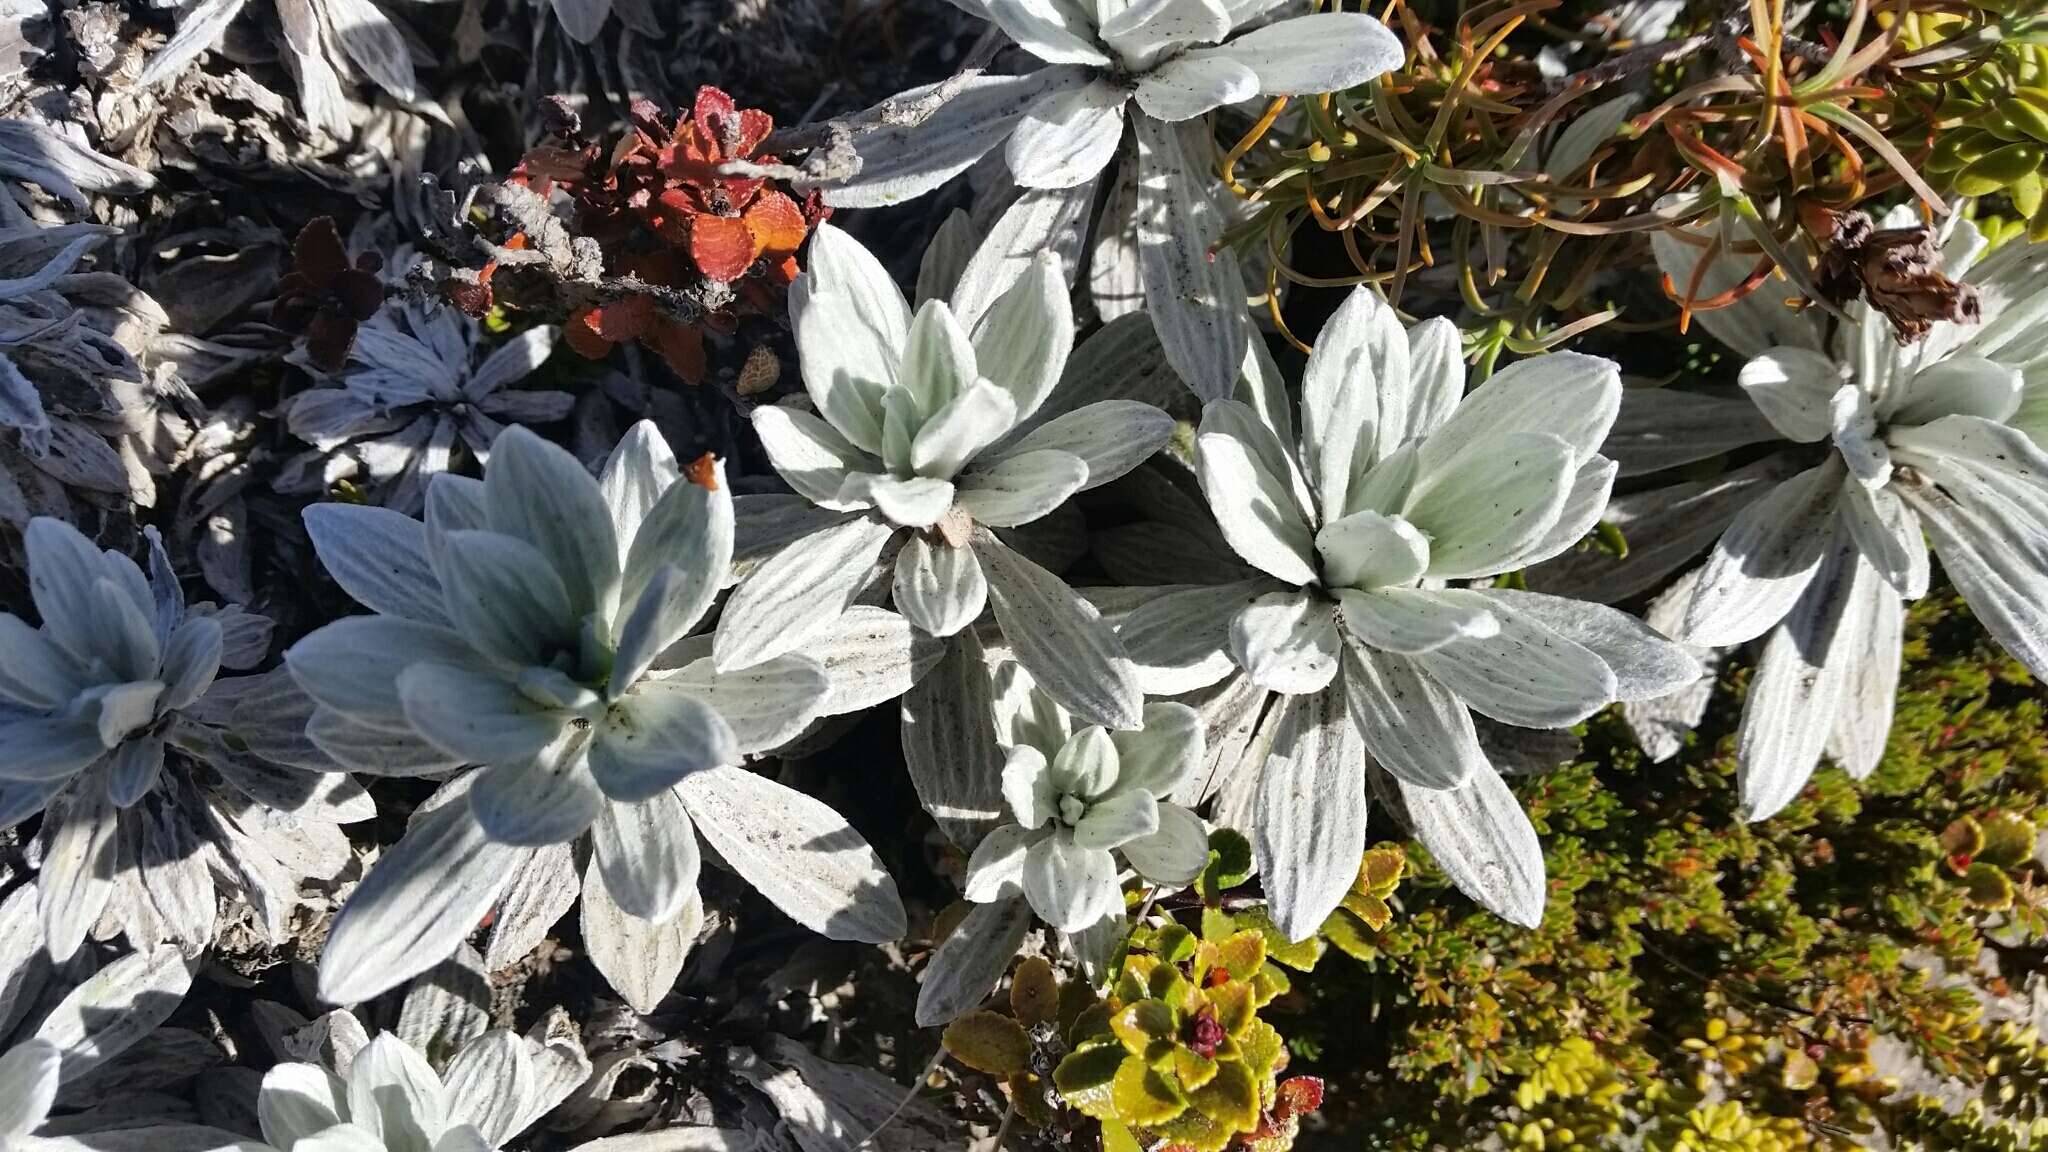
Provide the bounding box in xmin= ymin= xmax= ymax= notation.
xmin=394 ymin=942 xmax=492 ymax=1064
xmin=138 ymin=0 xmax=249 ymax=88
xmin=0 ymin=121 xmax=153 ymax=205
xmin=315 ymin=0 xmax=419 ymax=104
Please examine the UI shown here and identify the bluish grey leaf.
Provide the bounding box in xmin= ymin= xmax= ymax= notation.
xmin=302 ymin=503 xmax=449 ymax=626
xmin=590 ymin=682 xmax=737 ymax=802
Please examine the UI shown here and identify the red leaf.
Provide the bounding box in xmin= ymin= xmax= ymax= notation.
xmin=271 ymin=274 xmax=318 ymax=331
xmin=690 ymin=214 xmax=759 ymax=283
xmin=646 ymin=187 xmax=704 ymax=247
xmin=292 ymin=217 xmax=348 ymax=288
xmin=445 ymin=277 xmax=494 ymax=318
xmin=336 ymin=268 xmax=385 ymax=320
xmin=690 ymin=87 xmax=773 ymax=159
xmin=292 ymin=215 xmax=352 ymax=289
xmin=647 ymin=317 xmax=705 ymax=384
xmin=684 ymin=452 xmax=720 ymax=490
xmin=627 ymin=99 xmax=668 ymax=140
xmin=692 ymin=86 xmax=738 ymax=138
xmin=589 ymin=295 xmax=655 ymax=342
xmin=305 ymin=310 xmax=359 ymax=373
xmin=564 ymin=307 xmax=614 ymax=360
xmin=1275 ymin=1077 xmax=1325 ymax=1119
xmin=521 ymin=144 xmax=596 ymax=183
xmin=733 ymin=108 xmax=773 ymax=156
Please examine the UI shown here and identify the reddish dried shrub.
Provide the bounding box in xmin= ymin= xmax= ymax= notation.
xmin=511 ymin=86 xmax=826 ymax=383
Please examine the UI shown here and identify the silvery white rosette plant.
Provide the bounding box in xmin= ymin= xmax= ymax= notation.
xmin=1537 ymin=214 xmax=2048 ymax=821
xmin=286 ymin=420 xmax=905 ymax=1006
xmin=0 ymin=940 xmax=218 ymax=1151
xmin=717 ymin=221 xmax=1174 ymax=730
xmin=963 ymin=661 xmax=1209 ymax=933
xmin=0 ymin=517 xmax=368 ymax=961
xmin=1111 ymin=286 xmax=1701 ymax=938
xmin=276 ymin=302 xmax=568 ymax=516
xmin=815 ymin=0 xmax=1404 ymax=401
xmin=254 ymin=1025 xmax=584 ymax=1152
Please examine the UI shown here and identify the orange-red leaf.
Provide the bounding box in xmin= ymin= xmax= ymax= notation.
xmin=691 ymin=214 xmax=758 ymax=282
xmin=590 ymin=295 xmax=655 ymax=341
xmin=745 ymin=190 xmax=809 ymax=260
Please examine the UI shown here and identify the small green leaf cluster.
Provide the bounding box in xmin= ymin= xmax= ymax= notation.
xmin=1903 ymin=10 xmax=2048 ymax=240
xmin=941 ymin=956 xmax=1088 ymax=1130
xmin=1054 ymin=918 xmax=1290 ymax=1151
xmin=942 ymin=829 xmax=1385 ymax=1152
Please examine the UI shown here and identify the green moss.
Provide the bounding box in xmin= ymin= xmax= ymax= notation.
xmin=1278 ymin=590 xmax=2048 ymax=1148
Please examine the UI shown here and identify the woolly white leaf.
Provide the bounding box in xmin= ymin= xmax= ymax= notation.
xmin=972 ymin=531 xmax=1143 ymax=730
xmin=1340 ymin=643 xmax=1485 ymax=791
xmin=1411 ymin=590 xmax=1619 ymax=728
xmin=318 ymin=799 xmax=519 ymax=1004
xmin=1736 ymin=545 xmax=1867 ymax=821
xmin=1228 ymin=591 xmax=1340 ymax=694
xmin=952 ymin=191 xmax=1095 ymax=337
xmin=1679 ymin=459 xmax=1844 ymax=647
xmin=893 ymin=535 xmax=988 ymax=637
xmin=35 ymin=946 xmax=192 ymax=1079
xmin=996 ymin=400 xmax=1175 ymax=492
xmin=591 ymin=682 xmax=736 ymax=802
xmin=914 ymin=898 xmax=1032 ymax=1027
xmin=1132 ymin=114 xmax=1247 ymax=403
xmin=591 ymin=791 xmax=699 ymax=925
xmin=1132 ymin=54 xmax=1258 ymax=121
xmin=1335 ymin=587 xmax=1496 ymax=655
xmin=1256 ymin=687 xmax=1367 ymax=940
xmin=1196 ymin=401 xmax=1316 ymax=584
xmin=648 ymin=655 xmax=830 ymax=754
xmin=1738 ymin=347 xmax=1841 ymax=442
xmin=956 ymin=449 xmax=1089 ymax=528
xmin=1397 ymin=762 xmax=1545 ymax=927
xmin=715 ymin=516 xmax=897 ymax=671
xmin=1115 ymin=581 xmax=1258 ymax=696
xmin=677 ymin=767 xmax=906 ymax=942
xmin=821 ymin=70 xmax=1087 ymax=209
xmin=1006 ymin=80 xmax=1127 ymax=189
xmin=1194 ymin=11 xmax=1403 ymax=96
xmin=581 ymin=860 xmax=699 ymax=1016
xmin=900 ymin=630 xmax=1009 ymax=849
